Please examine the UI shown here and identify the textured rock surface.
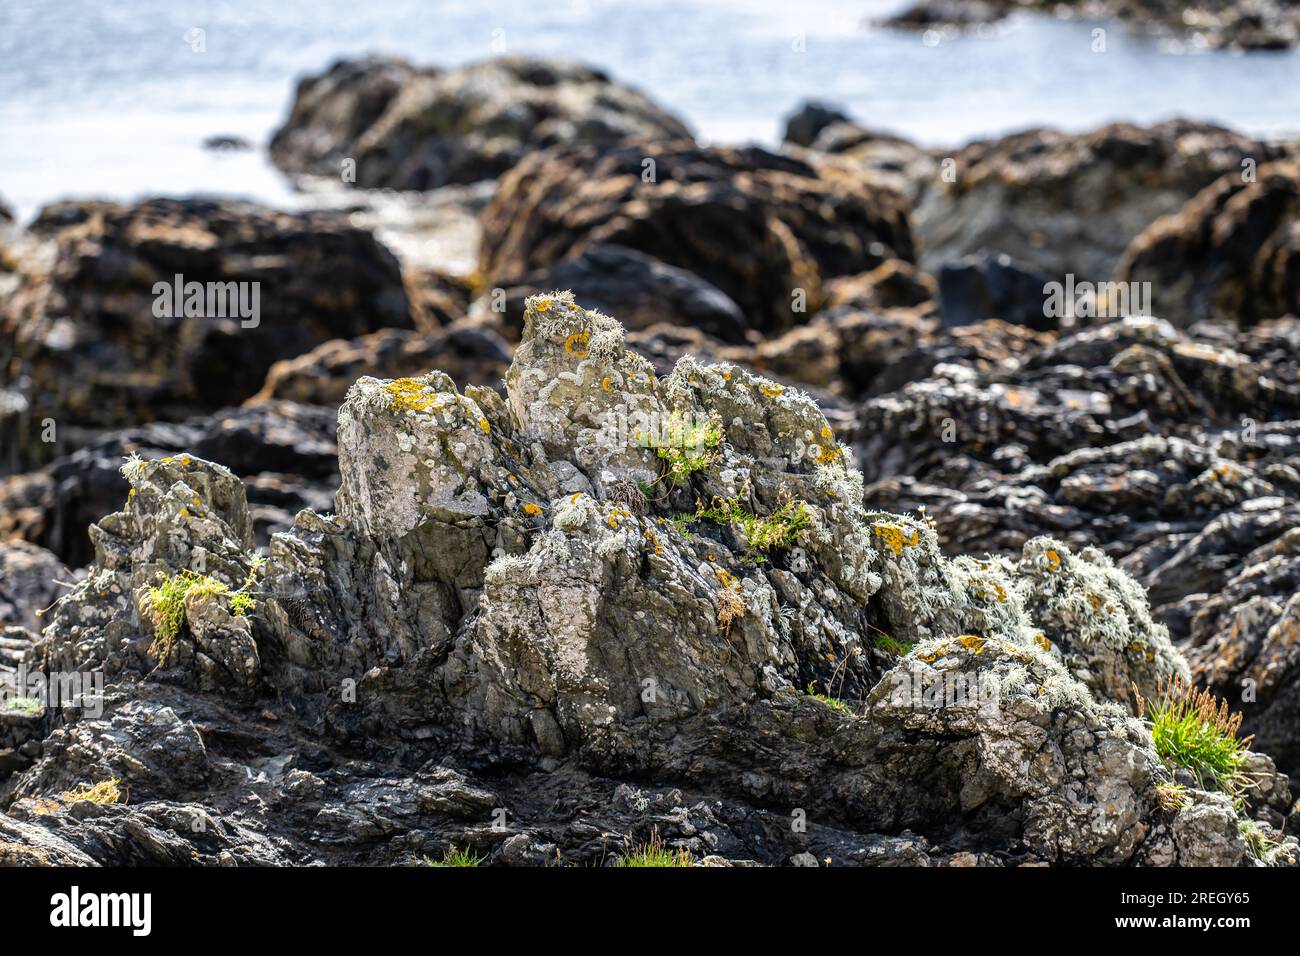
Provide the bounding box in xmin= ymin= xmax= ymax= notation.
xmin=0 ymin=198 xmax=411 ymax=474
xmin=1 ymin=293 xmax=1286 ymax=867
xmin=270 ymin=56 xmax=692 ymax=190
xmin=1118 ymin=160 xmax=1300 ymax=326
xmin=912 ymin=120 xmax=1281 ymax=281
xmin=479 ymin=142 xmax=916 ymax=335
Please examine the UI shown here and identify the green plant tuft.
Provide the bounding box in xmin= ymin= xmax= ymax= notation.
xmin=1133 ymin=678 xmax=1252 ymax=798
xmin=873 ymin=634 xmax=914 ymax=656
xmin=806 ymin=682 xmax=854 ymax=716
xmin=417 ymin=846 xmax=484 ymax=867
xmin=694 ymin=493 xmax=811 ymax=552
xmin=615 ymin=829 xmax=693 ymax=867
xmin=142 ymin=564 xmax=262 ymax=665
xmin=637 ymin=412 xmax=723 ymax=486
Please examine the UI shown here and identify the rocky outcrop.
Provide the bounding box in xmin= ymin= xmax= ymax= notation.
xmin=913 ymin=120 xmax=1281 ymax=281
xmin=478 ymin=143 xmax=916 ymax=335
xmin=0 ymin=198 xmax=411 ymax=474
xmin=1117 ymin=160 xmax=1300 ymax=326
xmin=270 ymin=56 xmax=692 ymax=190
xmin=3 ymin=293 xmax=1287 ymax=867
xmin=879 ymin=0 xmax=1300 ymax=50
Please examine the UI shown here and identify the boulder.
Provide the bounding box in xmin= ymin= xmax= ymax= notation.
xmin=0 ymin=198 xmax=411 ymax=474
xmin=270 ymin=56 xmax=692 ymax=190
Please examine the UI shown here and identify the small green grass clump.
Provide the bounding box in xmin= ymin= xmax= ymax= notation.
xmin=615 ymin=829 xmax=693 ymax=867
xmin=806 ymin=682 xmax=853 ymax=716
xmin=1238 ymin=819 xmax=1278 ymax=863
xmin=143 ymin=562 xmax=263 ymax=664
xmin=1133 ymin=678 xmax=1252 ymax=797
xmin=417 ymin=846 xmax=484 ymax=867
xmin=873 ymin=634 xmax=914 ymax=656
xmin=2 ymin=696 xmax=45 ymax=716
xmin=694 ymin=494 xmax=811 ymax=552
xmin=638 ymin=412 xmax=723 ymax=486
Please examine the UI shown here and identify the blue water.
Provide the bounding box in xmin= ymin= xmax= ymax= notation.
xmin=2 ymin=0 xmax=1298 ymax=222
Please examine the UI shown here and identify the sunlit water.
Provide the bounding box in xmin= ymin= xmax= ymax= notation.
xmin=2 ymin=0 xmax=1298 ymax=222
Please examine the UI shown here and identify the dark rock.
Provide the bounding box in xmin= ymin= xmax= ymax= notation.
xmin=270 ymin=56 xmax=692 ymax=190
xmin=0 ymin=540 xmax=69 ymax=631
xmin=0 ymin=197 xmax=411 ymax=473
xmin=938 ymin=254 xmax=1056 ymax=330
xmin=1117 ymin=159 xmax=1300 ymax=326
xmin=479 ymin=142 xmax=916 ymax=335
xmin=782 ymin=101 xmax=851 ymax=148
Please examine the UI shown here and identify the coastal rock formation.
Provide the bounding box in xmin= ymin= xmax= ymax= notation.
xmin=0 ymin=198 xmax=411 ymax=474
xmin=479 ymin=143 xmax=915 ymax=335
xmin=1117 ymin=160 xmax=1300 ymax=326
xmin=879 ymin=0 xmax=1300 ymax=50
xmin=912 ymin=120 xmax=1279 ymax=281
xmin=2 ymin=294 xmax=1287 ymax=867
xmin=270 ymin=56 xmax=692 ymax=190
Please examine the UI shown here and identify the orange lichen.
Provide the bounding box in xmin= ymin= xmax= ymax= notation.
xmin=759 ymin=383 xmax=785 ymax=398
xmin=1044 ymin=549 xmax=1061 ymax=572
xmin=522 ymin=502 xmax=544 ymax=516
xmin=564 ymin=331 xmax=591 ymax=358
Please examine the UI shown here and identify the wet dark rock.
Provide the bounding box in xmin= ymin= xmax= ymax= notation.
xmin=782 ymin=101 xmax=852 ymax=149
xmin=270 ymin=56 xmax=692 ymax=190
xmin=479 ymin=141 xmax=916 ymax=335
xmin=0 ymin=197 xmax=411 ymax=474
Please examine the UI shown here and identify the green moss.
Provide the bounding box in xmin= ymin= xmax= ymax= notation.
xmin=143 ymin=564 xmax=261 ymax=665
xmin=873 ymin=634 xmax=915 ymax=656
xmin=2 ymin=696 xmax=45 ymax=716
xmin=61 ymin=778 xmax=121 ymax=806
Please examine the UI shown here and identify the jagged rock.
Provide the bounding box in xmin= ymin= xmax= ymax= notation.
xmin=270 ymin=56 xmax=692 ymax=190
xmin=1117 ymin=160 xmax=1300 ymax=326
xmin=0 ymin=401 xmax=338 ymax=567
xmin=478 ymin=143 xmax=916 ymax=334
xmin=913 ymin=120 xmax=1282 ymax=281
xmin=1 ymin=293 xmax=1284 ymax=866
xmin=0 ymin=539 xmax=68 ymax=631
xmin=0 ymin=197 xmax=411 ymax=473
xmin=252 ymin=322 xmax=512 ymax=407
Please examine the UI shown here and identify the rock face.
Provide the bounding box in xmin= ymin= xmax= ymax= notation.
xmin=0 ymin=540 xmax=69 ymax=632
xmin=0 ymin=198 xmax=412 ymax=474
xmin=270 ymin=56 xmax=693 ymax=190
xmin=478 ymin=143 xmax=916 ymax=335
xmin=854 ymin=312 xmax=1300 ymax=778
xmin=912 ymin=120 xmax=1280 ymax=282
xmin=1117 ymin=160 xmax=1300 ymax=326
xmin=4 ymin=293 xmax=1288 ymax=867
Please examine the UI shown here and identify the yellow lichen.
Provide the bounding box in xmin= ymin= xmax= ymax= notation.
xmin=759 ymin=382 xmax=785 ymax=398
xmin=958 ymin=634 xmax=987 ymax=655
xmin=522 ymin=502 xmax=544 ymax=516
xmin=1044 ymin=549 xmax=1061 ymax=572
xmin=385 ymin=377 xmax=440 ymax=412
xmin=1034 ymin=632 xmax=1052 ymax=652
xmin=872 ymin=522 xmax=920 ymax=557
